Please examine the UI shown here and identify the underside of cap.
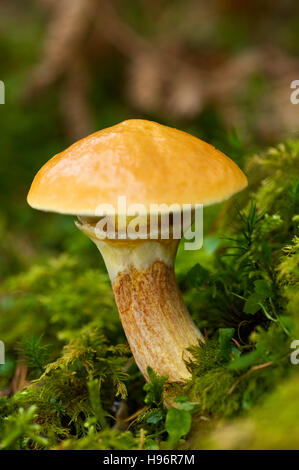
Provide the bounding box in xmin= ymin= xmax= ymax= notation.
xmin=27 ymin=119 xmax=248 ymax=216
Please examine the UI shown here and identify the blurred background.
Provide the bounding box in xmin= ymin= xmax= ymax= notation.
xmin=0 ymin=0 xmax=299 ymax=450
xmin=1 ymin=0 xmax=299 ymax=279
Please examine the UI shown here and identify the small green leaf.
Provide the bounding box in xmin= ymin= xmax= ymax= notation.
xmin=165 ymin=408 xmax=192 ymax=444
xmin=145 ymin=439 xmax=160 ymax=450
xmin=277 ymin=315 xmax=294 ymax=333
xmin=186 ymin=264 xmax=210 ymax=288
xmin=175 ymin=400 xmax=200 ymax=412
xmin=254 ymin=280 xmax=273 ymax=298
xmin=219 ymin=328 xmax=235 ymax=361
xmin=228 ymin=343 xmax=265 ymax=371
xmin=244 ymin=279 xmax=275 ymax=315
xmin=146 ymin=409 xmax=164 ymax=424
xmin=244 ymin=293 xmax=264 ymax=314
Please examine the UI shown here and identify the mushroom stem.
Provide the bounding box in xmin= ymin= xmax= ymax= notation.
xmin=77 ymin=222 xmax=205 ymax=382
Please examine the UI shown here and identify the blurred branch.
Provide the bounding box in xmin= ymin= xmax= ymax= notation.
xmin=24 ymin=0 xmax=299 ymax=141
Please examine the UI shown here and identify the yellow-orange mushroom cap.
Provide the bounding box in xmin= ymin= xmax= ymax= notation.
xmin=27 ymin=119 xmax=247 ymax=216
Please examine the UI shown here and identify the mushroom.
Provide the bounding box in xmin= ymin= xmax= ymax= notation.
xmin=27 ymin=119 xmax=247 ymax=383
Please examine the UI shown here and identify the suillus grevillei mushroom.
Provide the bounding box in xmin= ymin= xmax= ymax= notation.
xmin=27 ymin=119 xmax=247 ymax=383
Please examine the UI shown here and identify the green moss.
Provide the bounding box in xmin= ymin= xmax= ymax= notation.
xmin=0 ymin=138 xmax=298 ymax=449
xmin=191 ymin=368 xmax=243 ymax=417
xmin=194 ymin=374 xmax=299 ymax=450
